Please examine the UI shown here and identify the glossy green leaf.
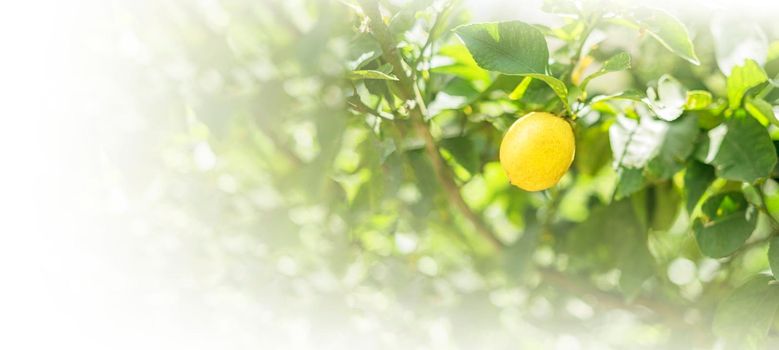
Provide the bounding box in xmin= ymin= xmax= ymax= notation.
xmin=697 ymin=116 xmax=777 ymax=183
xmin=453 ymin=21 xmax=549 ymax=75
xmin=684 ymin=160 xmax=716 ymax=214
xmin=713 ymin=275 xmax=779 ymax=349
xmin=728 ymin=59 xmax=768 ymax=109
xmin=454 ymin=21 xmax=571 ymax=112
xmin=694 ymin=192 xmax=756 ymax=258
xmin=508 ymin=76 xmax=533 ymax=100
xmin=614 ymin=167 xmax=646 ymax=200
xmin=741 ymin=183 xmax=764 ymax=207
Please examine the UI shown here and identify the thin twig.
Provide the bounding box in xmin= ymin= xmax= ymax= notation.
xmin=610 ymin=116 xmax=640 ymax=202
xmin=562 ymin=12 xmax=601 ymax=84
xmin=411 ymin=1 xmax=453 ymax=70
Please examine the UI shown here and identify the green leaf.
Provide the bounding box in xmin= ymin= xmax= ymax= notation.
xmin=713 ymin=275 xmax=779 ymax=349
xmin=684 ymin=160 xmax=716 ymax=214
xmin=728 ymin=59 xmax=768 ymax=109
xmin=347 ymin=69 xmax=399 ymax=81
xmin=565 ymin=199 xmax=654 ymax=295
xmin=614 ymin=167 xmax=647 ymax=200
xmin=454 ymin=21 xmax=570 ymax=112
xmin=580 ymin=51 xmax=631 ymax=90
xmin=453 ymin=21 xmax=549 ymax=75
xmin=697 ymin=116 xmax=777 ymax=183
xmin=628 ymin=7 xmax=700 ymax=65
xmin=742 ymin=183 xmax=764 ymax=207
xmin=770 ymin=237 xmax=779 ymax=281
xmin=694 ymin=192 xmax=757 ymax=258
xmin=645 ymin=115 xmax=699 ymax=179
xmin=525 ymin=74 xmax=570 ymax=113
xmin=508 ymin=76 xmax=533 ymax=100
xmin=745 ymin=96 xmax=778 ymax=126
xmin=711 ymin=15 xmax=768 ymax=75
xmin=684 ymin=90 xmax=712 ymax=110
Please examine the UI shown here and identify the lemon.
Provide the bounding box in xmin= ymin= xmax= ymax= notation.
xmin=499 ymin=112 xmax=575 ymax=191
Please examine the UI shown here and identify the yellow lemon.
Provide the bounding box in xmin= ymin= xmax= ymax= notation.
xmin=499 ymin=112 xmax=575 ymax=191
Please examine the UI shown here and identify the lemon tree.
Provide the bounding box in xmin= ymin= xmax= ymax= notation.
xmin=346 ymin=2 xmax=779 ymax=346
xmin=117 ymin=0 xmax=779 ymax=348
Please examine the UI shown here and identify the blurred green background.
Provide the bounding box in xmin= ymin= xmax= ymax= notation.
xmin=66 ymin=0 xmax=779 ymax=349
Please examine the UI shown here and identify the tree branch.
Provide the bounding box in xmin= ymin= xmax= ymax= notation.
xmin=359 ymin=0 xmax=502 ymax=249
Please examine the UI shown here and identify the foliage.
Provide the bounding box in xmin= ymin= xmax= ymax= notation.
xmin=110 ymin=0 xmax=779 ymax=348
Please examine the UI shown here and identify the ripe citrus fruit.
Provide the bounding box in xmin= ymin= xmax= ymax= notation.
xmin=499 ymin=112 xmax=575 ymax=191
